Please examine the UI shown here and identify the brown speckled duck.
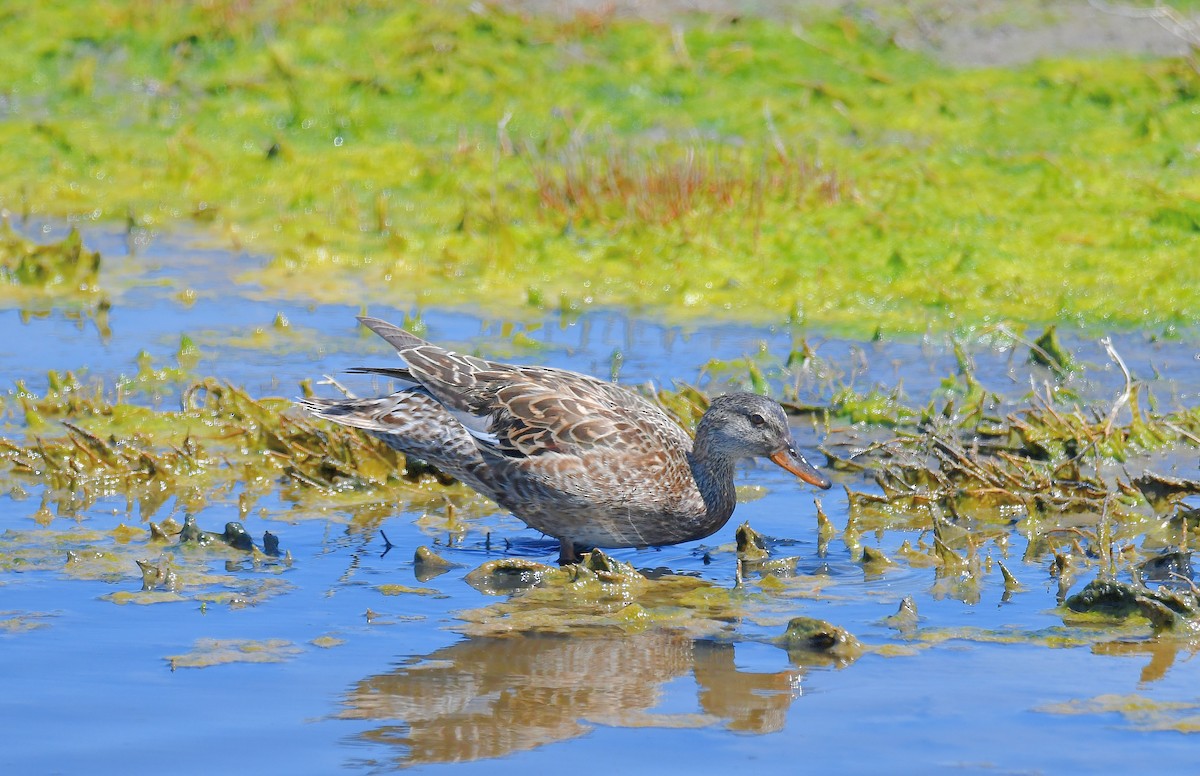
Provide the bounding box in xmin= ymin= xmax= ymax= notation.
xmin=302 ymin=317 xmax=831 ymax=561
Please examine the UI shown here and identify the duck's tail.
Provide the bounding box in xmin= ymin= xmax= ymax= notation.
xmin=357 ymin=316 xmax=430 ymax=353
xmin=298 ymin=395 xmax=414 ymax=434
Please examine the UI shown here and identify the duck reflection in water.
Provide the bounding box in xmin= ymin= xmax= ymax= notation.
xmin=340 ymin=630 xmax=852 ymax=767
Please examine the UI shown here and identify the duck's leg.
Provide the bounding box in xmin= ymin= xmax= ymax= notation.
xmin=557 ymin=537 xmax=582 ymax=565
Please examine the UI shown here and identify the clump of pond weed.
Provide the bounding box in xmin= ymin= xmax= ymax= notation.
xmin=0 ymin=376 xmax=477 ymax=529
xmin=0 ymin=221 xmax=106 ymax=313
xmin=0 ymin=221 xmax=99 ymax=292
xmin=666 ymin=329 xmax=1200 ymax=610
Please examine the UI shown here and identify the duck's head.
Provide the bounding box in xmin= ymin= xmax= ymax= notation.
xmin=698 ymin=393 xmax=832 ymax=489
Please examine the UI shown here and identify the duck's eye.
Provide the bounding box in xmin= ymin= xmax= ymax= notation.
xmin=749 ymin=412 xmax=767 ymax=427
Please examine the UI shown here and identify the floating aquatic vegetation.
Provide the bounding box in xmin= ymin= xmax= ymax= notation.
xmin=0 ymin=610 xmax=55 ymax=634
xmin=136 ymin=557 xmax=179 ymax=592
xmin=812 ymin=334 xmax=1200 ymax=598
xmin=459 ymin=550 xmax=743 ymax=638
xmin=166 ymin=638 xmax=304 ymax=670
xmin=1030 ymin=325 xmax=1076 ymax=375
xmin=860 ymin=544 xmax=894 ymax=570
xmin=0 ymin=221 xmax=101 ymax=298
xmin=455 ymin=545 xmax=862 ymax=664
xmin=0 ymin=516 xmax=295 ymax=608
xmin=0 ymin=223 xmax=111 ymax=340
xmin=1037 ymin=694 xmax=1200 ymax=734
xmin=11 ymin=370 xmax=111 ymax=427
xmin=882 ymin=596 xmax=920 ymax=632
xmin=377 ymin=583 xmax=439 ymax=597
xmin=2 ymin=333 xmax=1198 ymax=640
xmin=735 ymin=521 xmax=770 ymax=561
xmin=734 ymin=521 xmax=801 ymax=579
xmin=916 ymin=621 xmax=1154 ymax=651
xmin=176 ymin=515 xmax=278 ymax=555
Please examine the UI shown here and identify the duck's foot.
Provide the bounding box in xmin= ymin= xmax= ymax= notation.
xmin=557 ymin=538 xmax=585 ymax=565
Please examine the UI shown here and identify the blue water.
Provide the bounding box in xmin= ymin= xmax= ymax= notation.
xmin=2 ymin=223 xmax=1200 ymax=773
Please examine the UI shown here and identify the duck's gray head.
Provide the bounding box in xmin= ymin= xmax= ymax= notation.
xmin=697 ymin=393 xmax=831 ymax=489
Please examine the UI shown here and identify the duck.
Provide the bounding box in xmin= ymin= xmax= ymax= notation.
xmin=302 ymin=317 xmax=831 ymax=562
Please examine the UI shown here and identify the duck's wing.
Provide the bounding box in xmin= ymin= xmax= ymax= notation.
xmin=357 ymin=318 xmax=691 ymax=460
xmin=484 ymin=367 xmax=691 ymax=460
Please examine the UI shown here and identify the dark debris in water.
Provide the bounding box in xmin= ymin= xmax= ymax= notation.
xmin=1 ymin=512 xmax=296 ymax=607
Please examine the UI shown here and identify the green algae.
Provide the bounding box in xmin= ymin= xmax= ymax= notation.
xmin=1030 ymin=324 xmax=1076 ymax=374
xmin=412 ymin=545 xmax=456 ymax=582
xmin=882 ymin=596 xmax=920 ymax=632
xmin=460 ymin=550 xmax=757 ymax=638
xmin=916 ymin=621 xmax=1152 ymax=650
xmin=1065 ymin=577 xmax=1200 ymax=635
xmin=0 ymin=2 xmax=1198 ymax=332
xmin=166 ymin=637 xmax=304 ymax=669
xmin=455 ymin=547 xmax=865 ymax=659
xmin=734 ymin=521 xmax=770 ymax=561
xmin=0 ymin=611 xmax=55 ymax=634
xmin=1037 ymin=693 xmax=1200 ymax=734
xmin=0 ymin=221 xmax=110 ymax=328
xmin=106 ymin=590 xmax=188 ymax=606
xmin=377 ymin=583 xmax=439 ymax=597
xmin=778 ymin=616 xmax=863 ymax=664
xmin=0 ymin=375 xmax=476 ymax=528
xmin=0 ymin=220 xmax=100 ymax=292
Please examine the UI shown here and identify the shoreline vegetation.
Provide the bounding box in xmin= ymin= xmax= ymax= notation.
xmin=1 ymin=1 xmax=1198 ymax=334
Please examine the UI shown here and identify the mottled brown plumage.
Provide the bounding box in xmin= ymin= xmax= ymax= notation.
xmin=302 ymin=317 xmax=831 ymax=560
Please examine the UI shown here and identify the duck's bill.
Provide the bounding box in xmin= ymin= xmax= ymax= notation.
xmin=769 ymin=447 xmax=832 ymax=489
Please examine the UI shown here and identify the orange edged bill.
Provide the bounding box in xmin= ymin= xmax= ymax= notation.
xmin=769 ymin=446 xmax=832 ymax=489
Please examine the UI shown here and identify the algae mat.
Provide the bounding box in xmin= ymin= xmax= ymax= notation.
xmin=1 ymin=1 xmax=1199 ymax=332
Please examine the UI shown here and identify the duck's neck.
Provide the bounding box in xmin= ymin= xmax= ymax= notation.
xmin=688 ymin=434 xmax=739 ymax=526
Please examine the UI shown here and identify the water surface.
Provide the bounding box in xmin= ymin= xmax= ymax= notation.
xmin=3 ymin=224 xmax=1200 ymax=773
